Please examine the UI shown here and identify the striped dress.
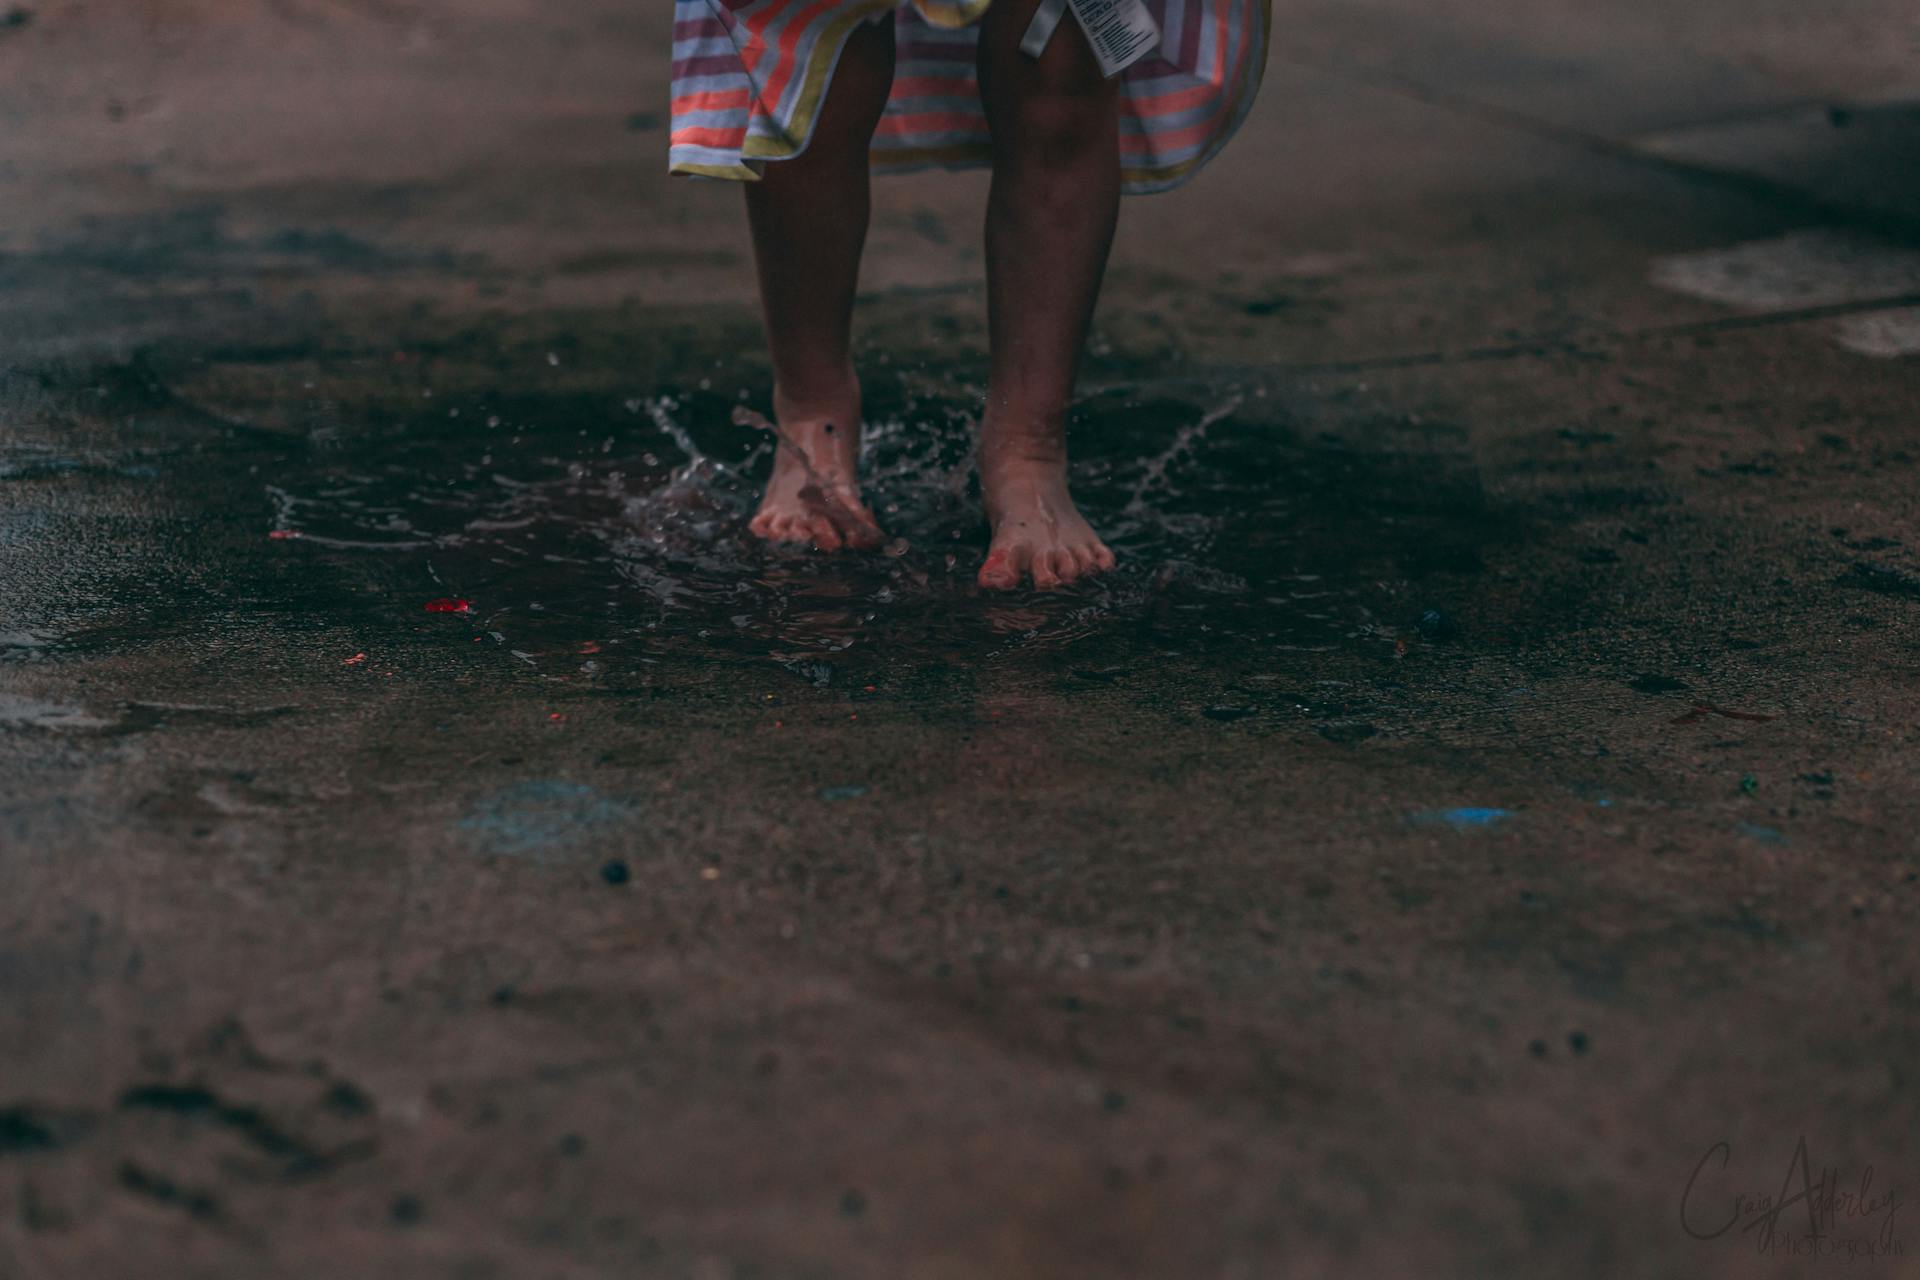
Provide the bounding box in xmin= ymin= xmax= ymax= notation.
xmin=670 ymin=0 xmax=1270 ymax=194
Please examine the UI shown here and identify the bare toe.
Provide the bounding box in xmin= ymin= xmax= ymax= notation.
xmin=841 ymin=513 xmax=884 ymax=552
xmin=978 ymin=452 xmax=1114 ymax=592
xmin=743 ymin=389 xmax=875 ymax=554
xmin=807 ymin=516 xmax=844 ymax=552
xmin=978 ymin=546 xmax=1024 ymax=590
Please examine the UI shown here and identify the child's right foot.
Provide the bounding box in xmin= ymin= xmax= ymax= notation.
xmin=741 ymin=384 xmax=883 ymax=552
xmin=976 ymin=441 xmax=1116 ymax=591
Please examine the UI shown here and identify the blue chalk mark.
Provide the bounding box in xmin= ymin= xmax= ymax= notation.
xmin=1735 ymin=822 xmax=1785 ymax=845
xmin=1411 ymin=807 xmax=1514 ymax=830
xmin=460 ymin=781 xmax=631 ymax=860
xmin=818 ymin=784 xmax=869 ymax=801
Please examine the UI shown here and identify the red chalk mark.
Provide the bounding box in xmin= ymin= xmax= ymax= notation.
xmin=425 ymin=598 xmax=473 ymax=614
xmin=344 ymin=652 xmax=367 ymax=666
xmin=862 ymin=685 xmax=877 ymax=693
xmin=548 ymin=712 xmax=566 ymax=722
xmin=1672 ymin=702 xmax=1778 ymax=726
xmin=269 ymin=530 xmax=303 ymax=540
xmin=578 ymin=641 xmax=603 ymax=655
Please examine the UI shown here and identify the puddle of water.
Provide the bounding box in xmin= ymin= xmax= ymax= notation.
xmin=234 ymin=365 xmax=1509 ymax=686
xmin=3 ymin=344 xmax=1524 ymax=706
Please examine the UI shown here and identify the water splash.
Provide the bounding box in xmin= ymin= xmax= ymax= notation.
xmin=254 ymin=369 xmax=1480 ymax=684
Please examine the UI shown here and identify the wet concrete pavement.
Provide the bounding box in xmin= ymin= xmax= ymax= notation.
xmin=3 ymin=2 xmax=1919 ymax=1276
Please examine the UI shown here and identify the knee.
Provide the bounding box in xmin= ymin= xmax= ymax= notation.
xmin=999 ymin=63 xmax=1117 ymax=160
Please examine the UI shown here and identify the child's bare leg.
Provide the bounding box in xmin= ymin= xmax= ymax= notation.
xmin=973 ymin=0 xmax=1121 ymax=589
xmin=743 ymin=16 xmax=894 ymax=551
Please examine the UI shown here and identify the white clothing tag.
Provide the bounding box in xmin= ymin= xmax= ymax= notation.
xmin=1064 ymin=0 xmax=1161 ymax=77
xmin=1022 ymin=0 xmax=1161 ymax=78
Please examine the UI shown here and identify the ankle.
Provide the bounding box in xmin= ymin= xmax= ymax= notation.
xmin=980 ymin=418 xmax=1069 ymax=476
xmin=773 ymin=364 xmax=859 ymax=422
xmin=979 ymin=452 xmax=1071 ymax=515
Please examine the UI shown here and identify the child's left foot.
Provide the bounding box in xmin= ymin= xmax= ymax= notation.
xmin=977 ymin=450 xmax=1116 ymax=590
xmin=737 ymin=387 xmax=884 ymax=553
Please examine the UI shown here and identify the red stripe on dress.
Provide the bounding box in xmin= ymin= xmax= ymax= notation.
xmin=1119 ymin=0 xmax=1246 ymax=157
xmin=672 ymin=125 xmax=751 ymax=147
xmin=755 ymin=0 xmax=845 ymax=108
xmin=1119 ymin=78 xmax=1218 ymax=115
xmin=672 ymin=89 xmax=756 ymax=114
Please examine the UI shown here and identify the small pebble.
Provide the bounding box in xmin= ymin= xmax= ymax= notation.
xmin=600 ymin=860 xmax=630 ymax=886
